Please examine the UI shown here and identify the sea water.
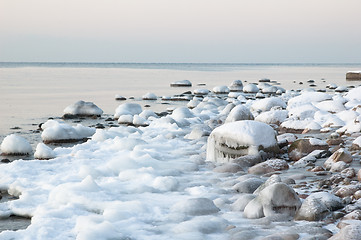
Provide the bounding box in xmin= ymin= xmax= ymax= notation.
xmin=1 ymin=62 xmax=360 ymax=142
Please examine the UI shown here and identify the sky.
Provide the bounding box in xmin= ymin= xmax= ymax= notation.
xmin=1 ymin=0 xmax=361 ymax=63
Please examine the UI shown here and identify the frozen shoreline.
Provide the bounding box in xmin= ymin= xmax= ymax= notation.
xmin=1 ymin=65 xmax=361 ymax=239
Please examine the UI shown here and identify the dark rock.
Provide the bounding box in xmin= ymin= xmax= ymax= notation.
xmin=288 ymin=139 xmax=329 ymax=161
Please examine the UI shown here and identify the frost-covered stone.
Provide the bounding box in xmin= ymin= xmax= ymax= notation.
xmin=212 ymin=85 xmax=230 ymax=94
xmin=171 ymin=198 xmax=220 ymax=216
xmin=231 ymin=194 xmax=256 ymax=211
xmin=114 ymin=103 xmax=142 ymax=119
xmin=41 ymin=120 xmax=96 ymax=143
xmin=251 ymin=97 xmax=286 ymax=112
xmin=206 ymin=120 xmax=279 ymax=162
xmin=288 ymin=138 xmax=329 ymax=161
xmin=142 ymin=92 xmax=157 ymax=100
xmin=324 ymin=148 xmax=353 ymax=170
xmin=248 ymin=159 xmax=289 ymax=175
xmin=255 ymin=110 xmax=288 ymax=125
xmin=1 ymin=134 xmax=32 ymax=155
xmin=63 ymin=100 xmax=103 ymax=118
xmin=295 ymin=196 xmax=330 ymax=221
xmin=193 ymin=88 xmax=210 ymax=95
xmin=229 ymin=80 xmax=243 ymax=92
xmin=225 ymin=104 xmax=254 ymax=123
xmin=34 ymin=143 xmax=56 ymax=160
xmin=170 ymin=80 xmax=192 ymax=87
xmin=243 ymin=83 xmax=259 ymax=93
xmin=315 ymin=100 xmax=346 ymax=113
xmin=351 ymin=136 xmax=361 ymax=150
xmin=329 ymin=222 xmax=361 ymax=240
xmin=244 ymin=183 xmax=301 ymax=219
xmin=232 ymin=178 xmax=264 ymax=193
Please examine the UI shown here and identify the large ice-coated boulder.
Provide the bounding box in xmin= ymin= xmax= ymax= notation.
xmin=243 ymin=183 xmax=301 ymax=219
xmin=206 ymin=120 xmax=279 ymax=163
xmin=63 ymin=100 xmax=103 ymax=118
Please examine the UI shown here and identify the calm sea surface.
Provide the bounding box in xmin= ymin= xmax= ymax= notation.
xmin=1 ymin=62 xmax=360 ymax=142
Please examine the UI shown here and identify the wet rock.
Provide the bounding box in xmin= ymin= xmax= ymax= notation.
xmin=288 ymin=138 xmax=329 ymax=161
xmin=232 ymin=178 xmax=264 ymax=193
xmin=340 ymin=167 xmax=356 ymax=179
xmin=248 ymin=159 xmax=289 ymax=175
xmin=213 ymin=163 xmax=243 ymax=173
xmin=295 ymin=197 xmax=330 ymax=221
xmin=171 ymin=198 xmax=220 ymax=216
xmin=231 ymin=194 xmax=256 ymax=211
xmin=329 ymin=222 xmax=361 ymax=240
xmin=334 ymin=184 xmax=361 ymax=198
xmin=290 ymin=223 xmax=333 ymax=239
xmin=354 ymin=190 xmax=361 ymax=200
xmin=231 ymin=153 xmax=265 ymax=168
xmin=324 ymin=148 xmax=353 ymax=170
xmin=262 ymin=233 xmax=299 ymax=240
xmin=244 ymin=183 xmax=301 ymax=219
xmin=170 ymin=80 xmax=192 ymax=87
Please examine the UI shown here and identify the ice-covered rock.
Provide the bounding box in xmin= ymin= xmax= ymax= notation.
xmin=212 ymin=85 xmax=230 ymax=94
xmin=34 ymin=143 xmax=56 ymax=160
xmin=287 ymin=92 xmax=332 ymax=108
xmin=171 ymin=198 xmax=220 ymax=216
xmin=288 ymin=138 xmax=329 ymax=161
xmin=255 ymin=109 xmax=288 ymax=125
xmin=114 ymin=103 xmax=142 ymax=119
xmin=206 ymin=120 xmax=279 ymax=162
xmin=142 ymin=92 xmax=157 ymax=100
xmin=229 ymin=80 xmax=243 ymax=92
xmin=225 ymin=104 xmax=254 ymax=123
xmin=232 ymin=194 xmax=256 ymax=211
xmin=315 ymin=100 xmax=346 ymax=113
xmin=351 ymin=136 xmax=361 ymax=150
xmin=115 ymin=94 xmax=126 ymax=100
xmin=345 ymin=85 xmax=361 ymax=101
xmin=0 ymin=134 xmax=32 ymax=155
xmin=243 ymin=83 xmax=259 ymax=93
xmin=139 ymin=110 xmax=158 ymax=120
xmin=232 ymin=178 xmax=264 ymax=194
xmin=324 ymin=148 xmax=352 ymax=170
xmin=170 ymin=80 xmax=192 ymax=87
xmin=243 ymin=183 xmax=301 ymax=219
xmin=193 ymin=88 xmax=210 ymax=95
xmin=132 ymin=115 xmax=149 ymax=127
xmin=251 ymin=97 xmax=287 ymax=112
xmin=248 ymin=159 xmax=289 ymax=175
xmin=117 ymin=115 xmax=134 ymax=125
xmin=63 ymin=100 xmax=103 ymax=118
xmin=41 ymin=120 xmax=96 ymax=143
xmin=330 ymin=222 xmax=361 ymax=240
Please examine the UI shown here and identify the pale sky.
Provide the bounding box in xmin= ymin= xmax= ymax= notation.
xmin=1 ymin=0 xmax=361 ymax=63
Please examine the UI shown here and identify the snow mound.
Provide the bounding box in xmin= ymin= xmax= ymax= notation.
xmin=207 ymin=120 xmax=279 ymax=162
xmin=114 ymin=103 xmax=142 ymax=119
xmin=34 ymin=143 xmax=56 ymax=159
xmin=212 ymin=85 xmax=230 ymax=94
xmin=251 ymin=97 xmax=286 ymax=112
xmin=63 ymin=100 xmax=103 ymax=117
xmin=225 ymin=104 xmax=254 ymax=123
xmin=345 ymin=86 xmax=361 ymax=101
xmin=142 ymin=92 xmax=157 ymax=100
xmin=41 ymin=120 xmax=96 ymax=143
xmin=171 ymin=198 xmax=220 ymax=216
xmin=255 ymin=110 xmax=288 ymax=125
xmin=288 ymin=92 xmax=332 ymax=108
xmin=243 ymin=83 xmax=259 ymax=93
xmin=1 ymin=134 xmax=32 ymax=155
xmin=170 ymin=80 xmax=192 ymax=87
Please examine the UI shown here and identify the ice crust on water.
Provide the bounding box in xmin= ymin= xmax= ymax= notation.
xmin=0 ymin=134 xmax=32 ymax=155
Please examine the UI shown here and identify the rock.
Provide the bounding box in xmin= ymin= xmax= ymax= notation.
xmin=142 ymin=92 xmax=157 ymax=100
xmin=225 ymin=105 xmax=254 ymax=123
xmin=244 ymin=183 xmax=301 ymax=219
xmin=229 ymin=80 xmax=243 ymax=92
xmin=213 ymin=85 xmax=230 ymax=94
xmin=358 ymin=169 xmax=361 ymax=181
xmin=248 ymin=159 xmax=289 ymax=175
xmin=346 ymin=71 xmax=361 ymax=81
xmin=243 ymin=83 xmax=259 ymax=93
xmin=335 ymin=184 xmax=361 ymax=198
xmin=324 ymin=148 xmax=353 ymax=170
xmin=350 ymin=136 xmax=361 ymax=150
xmin=1 ymin=134 xmax=32 ymax=155
xmin=63 ymin=100 xmax=103 ymax=118
xmin=206 ymin=121 xmax=280 ymax=163
xmin=232 ymin=178 xmax=264 ymax=193
xmin=170 ymin=80 xmax=192 ymax=87
xmin=231 ymin=194 xmax=256 ymax=211
xmin=342 ymin=210 xmax=361 ymax=221
xmin=213 ymin=163 xmax=243 ymax=173
xmin=329 ymin=222 xmax=361 ymax=240
xmin=295 ymin=196 xmax=330 ymax=221
xmin=262 ymin=233 xmax=299 ymax=240
xmin=354 ymin=190 xmax=361 ymax=200
xmin=115 ymin=95 xmax=126 ymax=100
xmin=330 ymin=161 xmax=348 ymax=172
xmin=171 ymin=198 xmax=220 ymax=216
xmin=340 ymin=167 xmax=356 ymax=178
xmin=288 ymin=138 xmax=329 ymax=161
xmin=253 ymin=174 xmax=282 ymax=195
xmin=114 ymin=103 xmax=142 ymax=119
xmin=231 ymin=154 xmax=265 ymax=168
xmin=259 ymin=78 xmax=270 ymax=82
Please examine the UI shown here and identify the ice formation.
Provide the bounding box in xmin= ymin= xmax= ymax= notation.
xmin=63 ymin=100 xmax=103 ymax=117
xmin=0 ymin=134 xmax=32 ymax=155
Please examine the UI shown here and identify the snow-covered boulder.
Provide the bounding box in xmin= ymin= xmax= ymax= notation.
xmin=206 ymin=120 xmax=279 ymax=163
xmin=1 ymin=134 xmax=32 ymax=155
xmin=171 ymin=198 xmax=220 ymax=216
xmin=251 ymin=97 xmax=286 ymax=112
xmin=34 ymin=143 xmax=56 ymax=160
xmin=41 ymin=120 xmax=96 ymax=143
xmin=345 ymin=85 xmax=361 ymax=101
xmin=229 ymin=80 xmax=243 ymax=92
xmin=243 ymin=183 xmax=301 ymax=219
xmin=248 ymin=159 xmax=289 ymax=175
xmin=288 ymin=138 xmax=329 ymax=161
xmin=193 ymin=89 xmax=210 ymax=95
xmin=170 ymin=80 xmax=192 ymax=87
xmin=351 ymin=136 xmax=361 ymax=150
xmin=115 ymin=94 xmax=126 ymax=100
xmin=243 ymin=84 xmax=259 ymax=93
xmin=287 ymin=92 xmax=332 ymax=109
xmin=212 ymin=85 xmax=230 ymax=94
xmin=255 ymin=109 xmax=288 ymax=125
xmin=142 ymin=92 xmax=157 ymax=100
xmin=63 ymin=100 xmax=103 ymax=118
xmin=225 ymin=104 xmax=254 ymax=123
xmin=114 ymin=103 xmax=142 ymax=119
